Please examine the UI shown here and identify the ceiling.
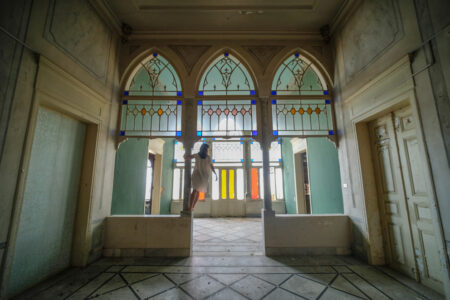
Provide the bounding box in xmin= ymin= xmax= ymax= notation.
xmin=105 ymin=0 xmax=347 ymax=34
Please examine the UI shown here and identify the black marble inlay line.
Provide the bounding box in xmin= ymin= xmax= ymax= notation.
xmin=345 ymin=269 xmax=394 ymax=300
xmin=64 ymin=269 xmax=109 ymax=299
xmin=375 ymin=266 xmax=433 ymax=300
xmin=338 ymin=273 xmax=372 ymax=299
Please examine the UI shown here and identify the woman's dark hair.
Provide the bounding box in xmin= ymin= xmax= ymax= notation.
xmin=198 ymin=143 xmax=209 ymax=159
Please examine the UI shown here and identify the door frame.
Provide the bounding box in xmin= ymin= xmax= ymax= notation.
xmin=1 ymin=57 xmax=105 ymax=296
xmin=353 ymin=89 xmax=448 ymax=291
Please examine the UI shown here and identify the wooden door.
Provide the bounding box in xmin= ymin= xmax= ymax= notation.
xmin=369 ymin=113 xmax=417 ymax=278
xmin=393 ymin=107 xmax=443 ymax=292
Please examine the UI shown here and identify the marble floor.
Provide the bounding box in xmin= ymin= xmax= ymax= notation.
xmin=193 ymin=218 xmax=263 ymax=256
xmin=15 ymin=218 xmax=443 ymax=300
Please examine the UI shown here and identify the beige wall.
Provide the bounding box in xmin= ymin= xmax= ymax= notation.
xmin=0 ymin=0 xmax=120 ymax=296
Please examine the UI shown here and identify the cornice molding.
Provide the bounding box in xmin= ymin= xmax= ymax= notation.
xmin=128 ymin=31 xmax=323 ymax=41
xmin=89 ymin=0 xmax=122 ymax=36
xmin=330 ymin=0 xmax=362 ymax=35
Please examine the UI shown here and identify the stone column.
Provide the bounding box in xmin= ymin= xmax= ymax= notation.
xmin=180 ymin=99 xmax=197 ymax=215
xmin=257 ymin=98 xmax=275 ymax=215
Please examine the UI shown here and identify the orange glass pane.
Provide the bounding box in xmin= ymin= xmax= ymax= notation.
xmin=199 ymin=192 xmax=205 ymax=200
xmin=251 ymin=168 xmax=259 ymax=200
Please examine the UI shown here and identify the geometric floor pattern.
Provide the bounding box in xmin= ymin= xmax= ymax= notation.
xmin=193 ymin=218 xmax=263 ymax=256
xmin=15 ymin=219 xmax=443 ymax=299
xmin=16 ymin=256 xmax=443 ymax=299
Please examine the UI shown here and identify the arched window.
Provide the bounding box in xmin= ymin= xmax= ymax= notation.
xmin=197 ymin=52 xmax=257 ymax=137
xmin=271 ymin=53 xmax=335 ymax=137
xmin=120 ymin=53 xmax=182 ymax=137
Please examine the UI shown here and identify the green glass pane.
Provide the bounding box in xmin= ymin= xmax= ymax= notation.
xmin=272 ymin=55 xmax=326 ymax=95
xmin=129 ymin=55 xmax=182 ymax=96
xmin=199 ymin=54 xmax=255 ymax=95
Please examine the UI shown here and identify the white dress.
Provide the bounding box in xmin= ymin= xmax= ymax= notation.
xmin=191 ymin=154 xmax=212 ymax=193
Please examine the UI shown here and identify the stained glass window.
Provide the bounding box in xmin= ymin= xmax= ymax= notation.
xmin=121 ymin=53 xmax=183 ymax=137
xmin=272 ymin=54 xmax=326 ymax=95
xmin=197 ymin=100 xmax=257 ymax=137
xmin=199 ymin=53 xmax=255 ymax=96
xmin=271 ymin=53 xmax=335 ymax=137
xmin=120 ymin=100 xmax=182 ymax=137
xmin=128 ymin=54 xmax=182 ymax=96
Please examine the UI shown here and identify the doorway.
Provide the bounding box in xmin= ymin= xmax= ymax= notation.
xmin=369 ymin=105 xmax=443 ymax=292
xmin=145 ymin=153 xmax=155 ymax=214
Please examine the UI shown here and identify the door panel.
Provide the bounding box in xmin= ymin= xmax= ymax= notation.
xmin=394 ymin=107 xmax=443 ymax=291
xmin=369 ymin=115 xmax=416 ymax=277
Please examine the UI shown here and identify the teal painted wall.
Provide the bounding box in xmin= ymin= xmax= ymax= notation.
xmin=282 ymin=138 xmax=297 ymax=214
xmin=160 ymin=138 xmax=174 ymax=214
xmin=111 ymin=139 xmax=148 ymax=215
xmin=8 ymin=108 xmax=86 ymax=297
xmin=306 ymin=137 xmax=344 ymax=214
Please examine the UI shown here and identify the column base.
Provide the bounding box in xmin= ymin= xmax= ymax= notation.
xmin=180 ymin=210 xmax=193 ymax=217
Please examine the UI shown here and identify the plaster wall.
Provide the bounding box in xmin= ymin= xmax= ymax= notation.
xmin=160 ymin=138 xmax=175 ymax=214
xmin=282 ymin=138 xmax=297 ymax=214
xmin=111 ymin=139 xmax=148 ymax=215
xmin=0 ymin=0 xmax=121 ymax=296
xmin=103 ymin=215 xmax=192 ymax=257
xmin=263 ymin=214 xmax=351 ymax=255
xmin=306 ymin=137 xmax=344 ymax=214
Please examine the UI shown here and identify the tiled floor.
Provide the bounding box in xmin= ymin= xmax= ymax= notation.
xmin=16 ymin=218 xmax=443 ymax=300
xmin=193 ymin=218 xmax=262 ymax=256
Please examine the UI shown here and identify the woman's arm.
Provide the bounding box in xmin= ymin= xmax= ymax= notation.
xmin=184 ymin=154 xmax=195 ymax=161
xmin=211 ymin=164 xmax=218 ymax=181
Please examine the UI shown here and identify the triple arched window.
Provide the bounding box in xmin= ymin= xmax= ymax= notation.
xmin=120 ymin=51 xmax=334 ymax=139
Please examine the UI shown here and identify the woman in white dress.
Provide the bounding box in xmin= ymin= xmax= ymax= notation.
xmin=184 ymin=143 xmax=217 ymax=211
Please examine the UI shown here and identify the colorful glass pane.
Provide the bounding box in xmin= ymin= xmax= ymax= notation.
xmin=197 ymin=100 xmax=257 ymax=137
xmin=128 ymin=54 xmax=182 ymax=96
xmin=199 ymin=53 xmax=255 ymax=95
xmin=120 ymin=100 xmax=182 ymax=137
xmin=271 ymin=99 xmax=333 ymax=136
xmin=199 ymin=192 xmax=205 ymax=200
xmin=251 ymin=168 xmax=259 ymax=200
xmin=221 ymin=169 xmax=227 ymax=199
xmin=229 ymin=169 xmax=235 ymax=199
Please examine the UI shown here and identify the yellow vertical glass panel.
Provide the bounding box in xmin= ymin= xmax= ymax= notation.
xmin=229 ymin=169 xmax=235 ymax=199
xmin=221 ymin=169 xmax=227 ymax=199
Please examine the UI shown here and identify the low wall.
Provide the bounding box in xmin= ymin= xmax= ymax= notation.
xmin=263 ymin=214 xmax=351 ymax=255
xmin=103 ymin=215 xmax=192 ymax=257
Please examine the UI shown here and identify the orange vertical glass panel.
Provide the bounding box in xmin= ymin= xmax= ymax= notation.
xmin=251 ymin=168 xmax=259 ymax=200
xmin=199 ymin=192 xmax=205 ymax=200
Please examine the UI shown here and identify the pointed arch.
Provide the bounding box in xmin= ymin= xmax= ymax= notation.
xmin=120 ymin=52 xmax=183 ymax=138
xmin=198 ymin=52 xmax=256 ymax=96
xmin=270 ymin=52 xmax=336 ymax=141
xmin=125 ymin=53 xmax=183 ymax=97
xmin=271 ymin=53 xmax=328 ymax=96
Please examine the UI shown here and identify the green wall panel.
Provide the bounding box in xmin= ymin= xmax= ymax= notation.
xmin=111 ymin=139 xmax=148 ymax=215
xmin=307 ymin=137 xmax=344 ymax=214
xmin=160 ymin=138 xmax=174 ymax=214
xmin=282 ymin=138 xmax=297 ymax=214
xmin=8 ymin=108 xmax=86 ymax=297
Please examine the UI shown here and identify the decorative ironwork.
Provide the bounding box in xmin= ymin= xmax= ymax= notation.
xmin=272 ymin=54 xmax=326 ymax=96
xmin=120 ymin=100 xmax=182 ymax=137
xmin=212 ymin=142 xmax=243 ymax=162
xmin=197 ymin=100 xmax=257 ymax=137
xmin=272 ymin=99 xmax=333 ymax=136
xmin=199 ymin=53 xmax=255 ymax=96
xmin=127 ymin=53 xmax=182 ymax=96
